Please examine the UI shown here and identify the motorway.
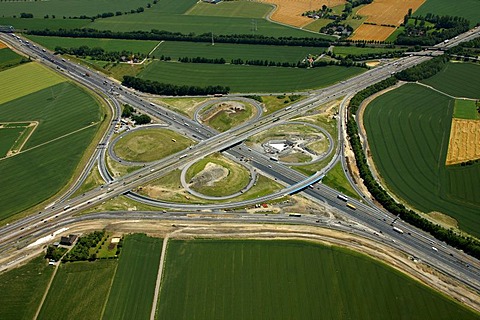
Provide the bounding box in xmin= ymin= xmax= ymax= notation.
xmin=0 ymin=28 xmax=480 ymax=295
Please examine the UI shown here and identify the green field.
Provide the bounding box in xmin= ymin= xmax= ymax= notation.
xmin=454 ymin=99 xmax=480 ymax=120
xmin=363 ymin=84 xmax=480 ymax=236
xmin=0 ymin=126 xmax=24 ymax=157
xmin=0 ymin=0 xmax=152 ymax=18
xmin=0 ymin=67 xmax=102 ymax=220
xmin=156 ymin=240 xmax=479 ymax=319
xmin=38 ymin=260 xmax=117 ymax=320
xmin=204 ymin=102 xmax=255 ymax=132
xmin=415 ymin=0 xmax=480 ymax=27
xmin=26 ymin=35 xmax=160 ymax=55
xmin=103 ymin=234 xmax=163 ymax=320
xmin=186 ymin=1 xmax=272 ymax=18
xmin=421 ymin=63 xmax=480 ymax=99
xmin=139 ymin=62 xmax=364 ymax=93
xmin=0 ymin=47 xmax=26 ymax=71
xmin=0 ymin=256 xmax=54 ymax=320
xmin=186 ymin=153 xmax=251 ymax=197
xmin=323 ymin=161 xmax=359 ymax=199
xmin=0 ymin=17 xmax=90 ymax=31
xmin=153 ymin=41 xmax=323 ymax=63
xmin=0 ymin=63 xmax=65 ymax=104
xmin=332 ymin=46 xmax=404 ymax=57
xmin=113 ymin=128 xmax=193 ymax=162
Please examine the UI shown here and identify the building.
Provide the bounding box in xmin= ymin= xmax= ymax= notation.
xmin=60 ymin=234 xmax=78 ymax=246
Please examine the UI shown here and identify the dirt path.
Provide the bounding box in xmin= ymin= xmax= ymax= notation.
xmin=150 ymin=234 xmax=169 ymax=320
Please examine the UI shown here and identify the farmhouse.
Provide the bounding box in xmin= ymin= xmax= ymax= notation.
xmin=60 ymin=234 xmax=78 ymax=246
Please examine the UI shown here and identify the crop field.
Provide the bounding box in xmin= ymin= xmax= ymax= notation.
xmin=0 ymin=0 xmax=150 ymax=18
xmin=139 ymin=61 xmax=364 ymax=93
xmin=258 ymin=0 xmax=344 ymax=27
xmin=0 ymin=47 xmax=25 ymax=71
xmin=363 ymin=84 xmax=480 ymax=237
xmin=0 ymin=63 xmax=65 ymax=104
xmin=90 ymin=12 xmax=332 ymax=38
xmin=350 ymin=24 xmax=397 ymax=41
xmin=113 ymin=128 xmax=193 ymax=162
xmin=0 ymin=17 xmax=89 ymax=31
xmin=0 ymin=256 xmax=53 ymax=320
xmin=186 ymin=153 xmax=251 ymax=197
xmin=38 ymin=260 xmax=117 ymax=320
xmin=26 ymin=36 xmax=160 ymax=55
xmin=453 ymin=99 xmax=480 ymax=120
xmin=149 ymin=0 xmax=198 ymax=14
xmin=153 ymin=41 xmax=322 ymax=63
xmin=446 ymin=119 xmax=480 ymax=165
xmin=186 ymin=1 xmax=272 ymax=18
xmin=332 ymin=45 xmax=404 ymax=57
xmin=156 ymin=239 xmax=479 ymax=319
xmin=356 ymin=0 xmax=425 ymax=26
xmin=0 ymin=66 xmax=102 ymax=220
xmin=0 ymin=126 xmax=24 ymax=157
xmin=421 ymin=63 xmax=480 ymax=99
xmin=415 ymin=0 xmax=480 ymax=27
xmin=103 ymin=234 xmax=163 ymax=320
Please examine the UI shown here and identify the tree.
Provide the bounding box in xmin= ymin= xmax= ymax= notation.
xmin=132 ymin=114 xmax=151 ymax=125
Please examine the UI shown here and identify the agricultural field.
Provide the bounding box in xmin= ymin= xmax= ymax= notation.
xmin=0 ymin=256 xmax=53 ymax=320
xmin=113 ymin=128 xmax=193 ymax=162
xmin=415 ymin=0 xmax=480 ymax=27
xmin=153 ymin=41 xmax=322 ymax=63
xmin=26 ymin=36 xmax=160 ymax=55
xmin=38 ymin=260 xmax=117 ymax=320
xmin=350 ymin=24 xmax=396 ymax=41
xmin=453 ymin=99 xmax=480 ymax=120
xmin=156 ymin=239 xmax=479 ymax=319
xmin=138 ymin=61 xmax=364 ymax=93
xmin=363 ymin=84 xmax=480 ymax=237
xmin=185 ymin=153 xmax=251 ymax=197
xmin=0 ymin=46 xmax=26 ymax=71
xmin=0 ymin=17 xmax=90 ymax=31
xmin=186 ymin=1 xmax=272 ymax=18
xmin=446 ymin=119 xmax=480 ymax=165
xmin=0 ymin=63 xmax=103 ymax=221
xmin=421 ymin=63 xmax=480 ymax=99
xmin=332 ymin=45 xmax=404 ymax=57
xmin=258 ymin=0 xmax=344 ymax=27
xmin=0 ymin=0 xmax=150 ymax=19
xmin=103 ymin=234 xmax=163 ymax=320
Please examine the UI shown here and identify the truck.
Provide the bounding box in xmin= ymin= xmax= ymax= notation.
xmin=346 ymin=203 xmax=356 ymax=210
xmin=337 ymin=194 xmax=348 ymax=202
xmin=289 ymin=213 xmax=301 ymax=217
xmin=285 ymin=106 xmax=292 ymax=111
xmin=179 ymin=154 xmax=188 ymax=159
xmin=392 ymin=226 xmax=404 ymax=234
xmin=63 ymin=205 xmax=71 ymax=211
xmin=270 ymin=156 xmax=279 ymax=162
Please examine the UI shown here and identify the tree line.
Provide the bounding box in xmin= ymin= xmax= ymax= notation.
xmin=346 ymin=77 xmax=480 ymax=259
xmin=122 ymin=75 xmax=230 ymax=96
xmin=54 ymin=45 xmax=146 ymax=62
xmin=395 ymin=55 xmax=449 ymax=81
xmin=27 ymin=28 xmax=333 ymax=47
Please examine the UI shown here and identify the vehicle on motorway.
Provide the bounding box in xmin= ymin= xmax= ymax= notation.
xmin=289 ymin=213 xmax=301 ymax=217
xmin=179 ymin=154 xmax=188 ymax=159
xmin=393 ymin=226 xmax=404 ymax=234
xmin=285 ymin=106 xmax=292 ymax=111
xmin=337 ymin=194 xmax=348 ymax=202
xmin=270 ymin=156 xmax=279 ymax=162
xmin=346 ymin=203 xmax=356 ymax=210
xmin=432 ymin=246 xmax=439 ymax=252
xmin=63 ymin=205 xmax=70 ymax=211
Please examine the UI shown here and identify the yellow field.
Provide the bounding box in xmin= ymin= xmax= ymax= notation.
xmin=350 ymin=23 xmax=396 ymax=41
xmin=446 ymin=119 xmax=480 ymax=165
xmin=258 ymin=0 xmax=345 ymax=27
xmin=0 ymin=63 xmax=66 ymax=105
xmin=356 ymin=0 xmax=425 ymax=26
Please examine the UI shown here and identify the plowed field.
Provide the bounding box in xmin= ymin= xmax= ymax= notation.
xmin=258 ymin=0 xmax=345 ymax=27
xmin=446 ymin=119 xmax=480 ymax=165
xmin=350 ymin=24 xmax=396 ymax=41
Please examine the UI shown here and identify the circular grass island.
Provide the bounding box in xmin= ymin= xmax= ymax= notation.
xmin=113 ymin=128 xmax=193 ymax=163
xmin=198 ymin=100 xmax=257 ymax=132
xmin=185 ymin=153 xmax=252 ymax=197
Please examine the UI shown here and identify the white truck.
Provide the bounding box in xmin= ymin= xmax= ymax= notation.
xmin=392 ymin=226 xmax=404 ymax=234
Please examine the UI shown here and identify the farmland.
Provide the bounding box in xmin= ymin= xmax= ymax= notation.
xmin=38 ymin=260 xmax=117 ymax=320
xmin=363 ymin=84 xmax=480 ymax=237
xmin=332 ymin=45 xmax=404 ymax=57
xmin=446 ymin=119 xmax=480 ymax=165
xmin=156 ymin=239 xmax=479 ymax=319
xmin=187 ymin=1 xmax=272 ymax=18
xmin=138 ymin=62 xmax=364 ymax=93
xmin=113 ymin=128 xmax=193 ymax=162
xmin=103 ymin=234 xmax=163 ymax=320
xmin=453 ymin=99 xmax=480 ymax=120
xmin=0 ymin=64 xmax=103 ymax=221
xmin=0 ymin=256 xmax=53 ymax=320
xmin=415 ymin=0 xmax=480 ymax=27
xmin=26 ymin=35 xmax=160 ymax=55
xmin=0 ymin=17 xmax=89 ymax=31
xmin=421 ymin=63 xmax=480 ymax=99
xmin=0 ymin=47 xmax=26 ymax=71
xmin=350 ymin=24 xmax=396 ymax=41
xmin=153 ymin=41 xmax=323 ymax=63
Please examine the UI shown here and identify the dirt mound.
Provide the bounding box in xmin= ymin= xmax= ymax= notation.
xmin=189 ymin=162 xmax=228 ymax=188
xmin=202 ymin=101 xmax=245 ymax=122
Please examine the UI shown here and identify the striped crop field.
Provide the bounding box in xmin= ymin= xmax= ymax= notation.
xmin=415 ymin=0 xmax=480 ymax=27
xmin=138 ymin=61 xmax=364 ymax=93
xmin=103 ymin=234 xmax=163 ymax=320
xmin=153 ymin=41 xmax=323 ymax=63
xmin=0 ymin=47 xmax=26 ymax=71
xmin=156 ymin=239 xmax=479 ymax=319
xmin=186 ymin=1 xmax=272 ymax=18
xmin=363 ymin=83 xmax=480 ymax=237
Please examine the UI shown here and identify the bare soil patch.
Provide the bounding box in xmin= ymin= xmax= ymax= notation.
xmin=428 ymin=211 xmax=459 ymax=229
xmin=189 ymin=162 xmax=228 ymax=188
xmin=258 ymin=0 xmax=345 ymax=27
xmin=446 ymin=119 xmax=480 ymax=165
xmin=350 ymin=23 xmax=396 ymax=41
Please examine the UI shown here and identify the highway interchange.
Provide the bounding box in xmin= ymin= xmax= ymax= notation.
xmin=0 ymin=28 xmax=479 ymax=298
